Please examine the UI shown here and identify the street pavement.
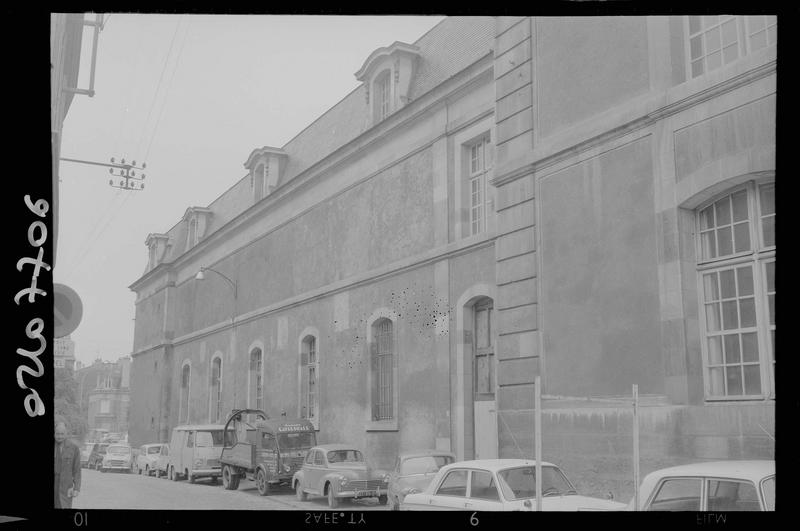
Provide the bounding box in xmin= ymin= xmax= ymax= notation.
xmin=74 ymin=468 xmax=390 ymax=511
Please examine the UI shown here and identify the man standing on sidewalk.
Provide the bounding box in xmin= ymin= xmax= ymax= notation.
xmin=54 ymin=421 xmax=81 ymax=508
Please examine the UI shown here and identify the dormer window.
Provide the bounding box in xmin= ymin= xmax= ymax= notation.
xmin=355 ymin=41 xmax=420 ymax=126
xmin=244 ymin=146 xmax=288 ymax=203
xmin=145 ymin=233 xmax=170 ymax=272
xmin=182 ymin=207 xmax=213 ymax=251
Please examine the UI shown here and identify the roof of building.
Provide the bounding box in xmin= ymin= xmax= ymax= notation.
xmin=151 ymin=17 xmax=494 ymax=268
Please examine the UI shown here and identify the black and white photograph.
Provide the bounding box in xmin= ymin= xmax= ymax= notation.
xmin=5 ymin=10 xmax=785 ymax=526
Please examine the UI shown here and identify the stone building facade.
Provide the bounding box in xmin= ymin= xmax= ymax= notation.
xmin=129 ymin=16 xmax=775 ymax=498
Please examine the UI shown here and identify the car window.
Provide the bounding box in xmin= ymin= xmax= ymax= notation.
xmin=648 ymin=478 xmax=702 ymax=511
xmin=497 ymin=466 xmax=574 ymax=501
xmin=761 ymin=476 xmax=775 ymax=510
xmin=707 ymin=479 xmax=761 ymax=511
xmin=162 ymin=446 xmax=169 ymax=456
xmin=262 ymin=433 xmax=277 ymax=450
xmin=435 ymin=470 xmax=468 ymax=497
xmin=107 ymin=445 xmax=130 ymax=454
xmin=327 ymin=450 xmax=363 ymax=463
xmin=278 ymin=432 xmax=315 ymax=450
xmin=186 ymin=432 xmax=194 ymax=448
xmin=470 ymin=470 xmax=500 ymax=501
xmin=314 ymin=451 xmax=325 ymax=466
xmin=305 ymin=450 xmax=315 ymax=464
xmin=195 ymin=430 xmax=225 ymax=447
xmin=401 ymin=456 xmax=455 ymax=476
xmin=148 ymin=446 xmax=161 ymax=454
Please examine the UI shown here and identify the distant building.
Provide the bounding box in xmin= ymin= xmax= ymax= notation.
xmin=54 ymin=335 xmax=76 ymax=370
xmin=77 ymin=356 xmax=131 ymax=436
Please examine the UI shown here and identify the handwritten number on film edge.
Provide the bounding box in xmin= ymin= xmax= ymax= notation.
xmin=16 ymin=195 xmax=50 ymax=417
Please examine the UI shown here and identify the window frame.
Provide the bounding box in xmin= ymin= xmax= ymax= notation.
xmin=467 ymin=135 xmax=493 ymax=237
xmin=300 ymin=335 xmax=319 ymax=426
xmin=695 ymin=180 xmax=775 ymax=401
xmin=371 ymin=318 xmax=394 ymax=422
xmin=208 ymin=355 xmax=223 ymax=423
xmin=373 ymin=69 xmax=391 ymax=123
xmin=645 ymin=476 xmax=705 ymax=511
xmin=684 ymin=15 xmax=777 ymax=80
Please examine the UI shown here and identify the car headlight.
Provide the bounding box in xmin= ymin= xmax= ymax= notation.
xmin=193 ymin=458 xmax=204 ymax=467
xmin=382 ymin=473 xmax=390 ymax=483
xmin=339 ymin=477 xmax=348 ymax=487
xmin=284 ymin=464 xmax=291 ymax=473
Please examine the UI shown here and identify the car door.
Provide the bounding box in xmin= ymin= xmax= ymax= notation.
xmin=706 ymin=477 xmax=762 ymax=511
xmin=311 ymin=450 xmax=328 ymax=494
xmin=645 ymin=477 xmax=703 ymax=511
xmin=299 ymin=449 xmax=317 ymax=492
xmin=429 ymin=469 xmax=469 ymax=510
xmin=465 ymin=469 xmax=505 ymax=511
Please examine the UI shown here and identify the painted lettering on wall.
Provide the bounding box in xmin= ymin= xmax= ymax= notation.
xmin=15 ymin=195 xmax=51 ymax=417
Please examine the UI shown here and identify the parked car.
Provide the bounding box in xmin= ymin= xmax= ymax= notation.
xmin=87 ymin=443 xmax=109 ymax=470
xmin=386 ymin=450 xmax=456 ymax=510
xmin=101 ymin=443 xmax=134 ymax=473
xmin=293 ymin=444 xmax=390 ymax=508
xmin=401 ymin=459 xmax=626 ymax=511
xmin=154 ymin=444 xmax=171 ymax=478
xmin=167 ymin=424 xmax=230 ymax=483
xmin=80 ymin=442 xmax=94 ymax=468
xmin=219 ymin=409 xmax=317 ymax=495
xmin=134 ymin=443 xmax=167 ymax=476
xmin=627 ymin=460 xmax=775 ymax=511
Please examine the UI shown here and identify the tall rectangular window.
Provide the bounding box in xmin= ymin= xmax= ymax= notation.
xmin=372 ymin=319 xmax=394 ymax=420
xmin=301 ymin=336 xmax=318 ymax=423
xmin=697 ymin=181 xmax=775 ymax=399
xmin=374 ymin=71 xmax=391 ymax=122
xmin=250 ymin=349 xmax=263 ymax=410
xmin=468 ymin=136 xmax=492 ymax=236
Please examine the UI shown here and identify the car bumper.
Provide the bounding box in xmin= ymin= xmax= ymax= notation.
xmin=336 ymin=487 xmax=388 ymax=499
xmin=103 ymin=463 xmax=132 ymax=469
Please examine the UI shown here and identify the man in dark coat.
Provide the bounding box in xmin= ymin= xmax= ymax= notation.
xmin=54 ymin=421 xmax=81 ymax=508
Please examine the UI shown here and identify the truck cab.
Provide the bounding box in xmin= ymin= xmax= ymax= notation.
xmin=219 ymin=409 xmax=317 ymax=495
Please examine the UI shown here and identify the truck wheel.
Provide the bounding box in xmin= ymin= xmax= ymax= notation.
xmin=256 ymin=469 xmax=270 ymax=496
xmin=222 ymin=465 xmax=239 ymax=490
xmin=378 ymin=495 xmax=388 ymax=505
xmin=188 ymin=472 xmax=196 ymax=483
xmin=327 ymin=485 xmax=339 ymax=509
xmin=295 ymin=481 xmax=307 ymax=501
xmin=170 ymin=466 xmax=179 ymax=481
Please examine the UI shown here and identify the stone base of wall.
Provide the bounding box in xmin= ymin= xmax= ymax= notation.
xmin=499 ymin=399 xmax=774 ymax=502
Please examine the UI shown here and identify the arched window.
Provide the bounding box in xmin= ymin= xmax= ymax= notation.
xmin=300 ymin=336 xmax=319 ymax=424
xmin=180 ymin=363 xmax=191 ymax=423
xmin=371 ymin=318 xmax=394 ymax=420
xmin=209 ymin=356 xmax=222 ymax=423
xmin=249 ymin=348 xmax=263 ymax=410
xmin=697 ymin=181 xmax=775 ymax=399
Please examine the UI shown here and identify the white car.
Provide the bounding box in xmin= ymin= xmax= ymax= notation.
xmin=400 ymin=459 xmax=626 ymax=511
xmin=628 ymin=460 xmax=775 ymax=511
xmin=101 ymin=443 xmax=134 ymax=473
xmin=135 ymin=443 xmax=167 ymax=476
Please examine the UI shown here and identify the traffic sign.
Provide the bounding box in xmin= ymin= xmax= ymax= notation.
xmin=54 ymin=283 xmax=83 ymax=338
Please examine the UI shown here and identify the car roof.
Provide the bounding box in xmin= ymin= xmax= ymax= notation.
xmin=399 ymin=449 xmax=457 ymax=459
xmin=313 ymin=444 xmax=362 ymax=452
xmin=440 ymin=459 xmax=557 ymax=472
xmin=642 ymin=460 xmax=775 ymax=483
xmin=142 ymin=443 xmax=165 ymax=448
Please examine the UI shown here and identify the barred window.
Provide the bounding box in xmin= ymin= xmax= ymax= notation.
xmin=371 ymin=319 xmax=394 ymax=421
xmin=180 ymin=364 xmax=191 ymax=423
xmin=697 ymin=182 xmax=775 ymax=399
xmin=209 ymin=357 xmax=222 ymax=423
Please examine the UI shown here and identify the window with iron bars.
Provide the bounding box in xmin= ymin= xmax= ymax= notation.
xmin=371 ymin=319 xmax=394 ymax=421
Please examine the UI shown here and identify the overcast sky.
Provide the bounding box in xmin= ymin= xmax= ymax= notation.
xmin=55 ymin=14 xmax=446 ymax=366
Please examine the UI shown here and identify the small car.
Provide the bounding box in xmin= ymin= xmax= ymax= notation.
xmin=401 ymin=459 xmax=627 ymax=511
xmin=101 ymin=443 xmax=134 ymax=473
xmin=293 ymin=444 xmax=390 ymax=508
xmin=135 ymin=443 xmax=167 ymax=476
xmin=386 ymin=450 xmax=456 ymax=510
xmin=154 ymin=444 xmax=171 ymax=478
xmin=87 ymin=443 xmax=109 ymax=470
xmin=627 ymin=460 xmax=775 ymax=511
xmin=80 ymin=442 xmax=94 ymax=468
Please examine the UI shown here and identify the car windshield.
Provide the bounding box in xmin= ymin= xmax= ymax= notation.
xmin=497 ymin=466 xmax=576 ymax=500
xmin=195 ymin=430 xmax=225 ymax=447
xmin=761 ymin=476 xmax=775 ymax=510
xmin=83 ymin=444 xmax=93 ymax=452
xmin=327 ymin=450 xmax=364 ymax=463
xmin=147 ymin=446 xmax=162 ymax=454
xmin=277 ymin=432 xmax=315 ymax=450
xmin=98 ymin=445 xmax=108 ymax=454
xmin=401 ymin=455 xmax=455 ymax=476
xmin=107 ymin=445 xmax=130 ymax=454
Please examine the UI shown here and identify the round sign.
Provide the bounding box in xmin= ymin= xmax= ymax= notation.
xmin=54 ymin=283 xmax=83 ymax=338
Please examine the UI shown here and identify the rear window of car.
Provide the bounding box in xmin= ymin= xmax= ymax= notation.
xmin=400 ymin=455 xmax=454 ymax=476
xmin=195 ymin=430 xmax=225 ymax=447
xmin=107 ymin=445 xmax=130 ymax=454
xmin=147 ymin=446 xmax=162 ymax=454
